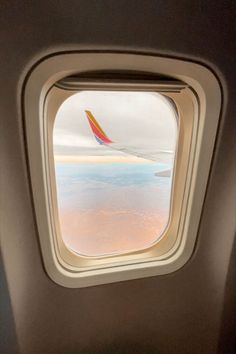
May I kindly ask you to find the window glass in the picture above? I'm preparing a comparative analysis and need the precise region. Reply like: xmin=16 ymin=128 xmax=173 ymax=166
xmin=53 ymin=91 xmax=177 ymax=256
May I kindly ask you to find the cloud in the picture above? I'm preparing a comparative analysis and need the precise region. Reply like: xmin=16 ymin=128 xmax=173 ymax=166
xmin=53 ymin=131 xmax=97 ymax=148
xmin=53 ymin=91 xmax=177 ymax=156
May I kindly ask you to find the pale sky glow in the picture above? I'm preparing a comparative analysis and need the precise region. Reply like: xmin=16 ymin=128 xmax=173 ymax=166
xmin=53 ymin=91 xmax=177 ymax=157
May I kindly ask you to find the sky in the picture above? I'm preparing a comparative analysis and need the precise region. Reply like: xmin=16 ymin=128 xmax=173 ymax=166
xmin=53 ymin=91 xmax=177 ymax=157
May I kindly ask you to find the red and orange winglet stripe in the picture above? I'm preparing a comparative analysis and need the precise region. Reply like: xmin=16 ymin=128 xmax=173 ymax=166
xmin=85 ymin=110 xmax=113 ymax=144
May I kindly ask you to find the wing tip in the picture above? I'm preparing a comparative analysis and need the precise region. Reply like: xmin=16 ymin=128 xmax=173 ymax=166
xmin=84 ymin=110 xmax=113 ymax=144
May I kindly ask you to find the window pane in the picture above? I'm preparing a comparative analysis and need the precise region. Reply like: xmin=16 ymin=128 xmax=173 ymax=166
xmin=53 ymin=91 xmax=177 ymax=256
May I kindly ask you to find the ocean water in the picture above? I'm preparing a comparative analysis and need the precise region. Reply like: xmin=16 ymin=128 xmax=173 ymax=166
xmin=55 ymin=162 xmax=172 ymax=256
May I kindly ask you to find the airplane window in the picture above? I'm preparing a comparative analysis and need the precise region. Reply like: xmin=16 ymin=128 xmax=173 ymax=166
xmin=24 ymin=53 xmax=220 ymax=286
xmin=53 ymin=91 xmax=177 ymax=256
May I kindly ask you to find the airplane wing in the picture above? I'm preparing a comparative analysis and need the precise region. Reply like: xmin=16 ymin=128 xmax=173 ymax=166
xmin=85 ymin=110 xmax=174 ymax=171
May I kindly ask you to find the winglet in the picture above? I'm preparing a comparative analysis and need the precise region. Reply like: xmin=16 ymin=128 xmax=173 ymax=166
xmin=85 ymin=110 xmax=113 ymax=145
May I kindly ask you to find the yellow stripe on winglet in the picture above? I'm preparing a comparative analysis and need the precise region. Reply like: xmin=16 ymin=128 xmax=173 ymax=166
xmin=85 ymin=110 xmax=108 ymax=138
